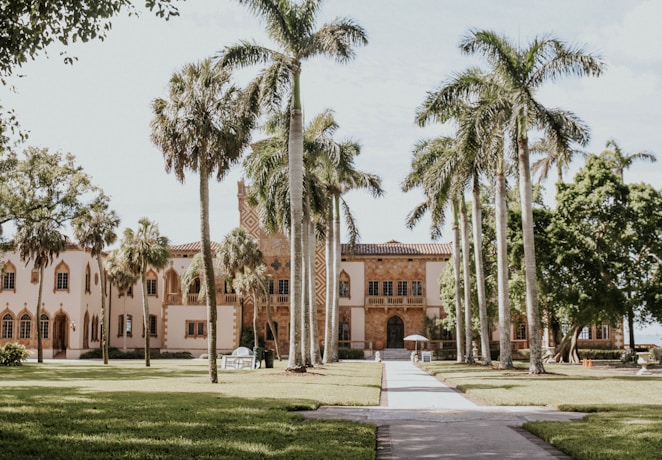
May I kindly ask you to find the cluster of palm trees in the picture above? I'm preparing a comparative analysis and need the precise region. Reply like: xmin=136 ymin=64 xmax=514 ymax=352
xmin=403 ymin=30 xmax=605 ymax=373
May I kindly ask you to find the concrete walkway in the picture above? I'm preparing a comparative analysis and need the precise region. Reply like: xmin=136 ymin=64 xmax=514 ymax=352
xmin=302 ymin=361 xmax=584 ymax=459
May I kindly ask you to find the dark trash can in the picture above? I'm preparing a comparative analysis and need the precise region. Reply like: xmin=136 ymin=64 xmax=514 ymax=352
xmin=264 ymin=349 xmax=274 ymax=368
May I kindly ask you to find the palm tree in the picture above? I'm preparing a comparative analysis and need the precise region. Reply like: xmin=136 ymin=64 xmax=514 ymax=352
xmin=119 ymin=218 xmax=170 ymax=367
xmin=402 ymin=137 xmax=467 ymax=363
xmin=460 ymin=30 xmax=604 ymax=374
xmin=15 ymin=219 xmax=67 ymax=363
xmin=217 ymin=227 xmax=267 ymax=349
xmin=72 ymin=199 xmax=119 ymax=365
xmin=219 ymin=0 xmax=367 ymax=372
xmin=105 ymin=249 xmax=138 ymax=353
xmin=531 ymin=135 xmax=587 ymax=184
xmin=150 ymin=58 xmax=256 ymax=383
xmin=600 ymin=139 xmax=656 ymax=182
xmin=600 ymin=139 xmax=657 ymax=348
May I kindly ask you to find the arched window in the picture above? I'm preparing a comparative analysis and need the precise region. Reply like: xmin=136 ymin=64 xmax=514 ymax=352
xmin=339 ymin=271 xmax=350 ymax=298
xmin=1 ymin=313 xmax=13 ymax=339
xmin=85 ymin=264 xmax=91 ymax=293
xmin=2 ymin=261 xmax=16 ymax=291
xmin=54 ymin=261 xmax=70 ymax=292
xmin=40 ymin=314 xmax=49 ymax=339
xmin=118 ymin=314 xmax=133 ymax=337
xmin=19 ymin=313 xmax=31 ymax=339
xmin=516 ymin=320 xmax=527 ymax=340
xmin=146 ymin=270 xmax=158 ymax=297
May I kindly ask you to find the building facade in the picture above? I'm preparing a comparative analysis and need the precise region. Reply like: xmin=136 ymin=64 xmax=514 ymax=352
xmin=0 ymin=181 xmax=623 ymax=359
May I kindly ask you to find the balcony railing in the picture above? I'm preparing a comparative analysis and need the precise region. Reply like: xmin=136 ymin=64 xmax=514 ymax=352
xmin=270 ymin=294 xmax=289 ymax=305
xmin=165 ymin=291 xmax=239 ymax=305
xmin=365 ymin=295 xmax=425 ymax=306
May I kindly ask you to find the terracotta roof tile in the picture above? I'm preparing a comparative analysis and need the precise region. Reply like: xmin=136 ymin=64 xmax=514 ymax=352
xmin=342 ymin=241 xmax=452 ymax=257
xmin=169 ymin=241 xmax=221 ymax=253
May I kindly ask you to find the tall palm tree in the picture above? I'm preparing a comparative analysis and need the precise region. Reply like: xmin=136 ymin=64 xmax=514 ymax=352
xmin=460 ymin=30 xmax=604 ymax=374
xmin=119 ymin=218 xmax=170 ymax=367
xmin=105 ymin=249 xmax=138 ymax=353
xmin=15 ymin=219 xmax=67 ymax=363
xmin=600 ymin=139 xmax=657 ymax=348
xmin=219 ymin=0 xmax=367 ymax=372
xmin=150 ymin=58 xmax=256 ymax=383
xmin=600 ymin=139 xmax=656 ymax=182
xmin=72 ymin=199 xmax=119 ymax=365
xmin=402 ymin=137 xmax=467 ymax=363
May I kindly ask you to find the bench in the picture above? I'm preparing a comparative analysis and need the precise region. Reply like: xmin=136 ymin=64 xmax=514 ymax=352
xmin=221 ymin=346 xmax=257 ymax=370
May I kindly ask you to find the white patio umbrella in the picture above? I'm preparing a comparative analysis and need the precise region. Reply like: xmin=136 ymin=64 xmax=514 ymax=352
xmin=403 ymin=334 xmax=429 ymax=354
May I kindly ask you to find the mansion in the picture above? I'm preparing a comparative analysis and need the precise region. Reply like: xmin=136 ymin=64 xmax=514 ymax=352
xmin=0 ymin=181 xmax=623 ymax=359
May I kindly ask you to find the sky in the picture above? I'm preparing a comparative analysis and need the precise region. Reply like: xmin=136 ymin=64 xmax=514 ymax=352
xmin=3 ymin=1 xmax=661 ymax=340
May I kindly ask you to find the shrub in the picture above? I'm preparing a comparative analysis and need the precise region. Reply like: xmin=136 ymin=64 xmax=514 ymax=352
xmin=434 ymin=349 xmax=457 ymax=361
xmin=580 ymin=349 xmax=624 ymax=360
xmin=338 ymin=349 xmax=365 ymax=360
xmin=0 ymin=342 xmax=30 ymax=366
xmin=80 ymin=348 xmax=193 ymax=360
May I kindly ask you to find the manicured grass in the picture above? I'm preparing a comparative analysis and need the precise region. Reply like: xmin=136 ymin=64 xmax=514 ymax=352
xmin=0 ymin=360 xmax=381 ymax=459
xmin=421 ymin=361 xmax=662 ymax=460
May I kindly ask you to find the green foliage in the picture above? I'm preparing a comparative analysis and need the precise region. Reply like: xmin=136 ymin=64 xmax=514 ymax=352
xmin=0 ymin=342 xmax=30 ymax=365
xmin=239 ymin=327 xmax=264 ymax=349
xmin=79 ymin=347 xmax=193 ymax=360
xmin=0 ymin=0 xmax=180 ymax=79
xmin=337 ymin=349 xmax=365 ymax=360
xmin=578 ymin=349 xmax=624 ymax=360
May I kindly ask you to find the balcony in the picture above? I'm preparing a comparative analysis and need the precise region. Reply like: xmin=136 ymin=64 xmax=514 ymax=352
xmin=365 ymin=296 xmax=426 ymax=307
xmin=164 ymin=291 xmax=239 ymax=306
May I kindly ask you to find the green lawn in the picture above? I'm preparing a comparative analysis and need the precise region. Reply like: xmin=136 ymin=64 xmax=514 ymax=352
xmin=421 ymin=361 xmax=662 ymax=460
xmin=0 ymin=359 xmax=381 ymax=459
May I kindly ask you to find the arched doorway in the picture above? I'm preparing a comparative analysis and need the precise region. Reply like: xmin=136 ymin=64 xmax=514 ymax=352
xmin=387 ymin=316 xmax=404 ymax=348
xmin=53 ymin=314 xmax=68 ymax=357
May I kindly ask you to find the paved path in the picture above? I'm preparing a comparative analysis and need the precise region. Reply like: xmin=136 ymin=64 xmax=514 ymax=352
xmin=303 ymin=361 xmax=584 ymax=459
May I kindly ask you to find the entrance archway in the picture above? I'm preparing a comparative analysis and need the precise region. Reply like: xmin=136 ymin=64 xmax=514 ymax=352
xmin=53 ymin=314 xmax=68 ymax=357
xmin=387 ymin=316 xmax=404 ymax=348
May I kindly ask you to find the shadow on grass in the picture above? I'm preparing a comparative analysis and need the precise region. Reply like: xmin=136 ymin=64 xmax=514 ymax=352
xmin=2 ymin=363 xmax=206 ymax=381
xmin=0 ymin=387 xmax=375 ymax=460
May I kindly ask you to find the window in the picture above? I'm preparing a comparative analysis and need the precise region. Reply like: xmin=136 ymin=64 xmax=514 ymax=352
xmin=578 ymin=326 xmax=592 ymax=340
xmin=54 ymin=261 xmax=69 ymax=291
xmin=146 ymin=279 xmax=157 ymax=295
xmin=2 ymin=263 xmax=16 ymax=290
xmin=118 ymin=314 xmax=133 ymax=337
xmin=382 ymin=281 xmax=393 ymax=296
xmin=268 ymin=279 xmax=274 ymax=295
xmin=368 ymin=281 xmax=379 ymax=296
xmin=397 ymin=281 xmax=408 ymax=296
xmin=85 ymin=265 xmax=91 ymax=293
xmin=143 ymin=315 xmax=157 ymax=337
xmin=596 ymin=324 xmax=610 ymax=340
xmin=2 ymin=313 xmax=13 ymax=339
xmin=56 ymin=272 xmax=69 ymax=291
xmin=19 ymin=314 xmax=31 ymax=339
xmin=91 ymin=315 xmax=99 ymax=342
xmin=31 ymin=269 xmax=39 ymax=284
xmin=278 ymin=279 xmax=289 ymax=295
xmin=40 ymin=314 xmax=49 ymax=339
xmin=339 ymin=280 xmax=350 ymax=298
xmin=127 ymin=285 xmax=133 ymax=297
xmin=186 ymin=320 xmax=206 ymax=338
xmin=146 ymin=270 xmax=158 ymax=296
xmin=266 ymin=321 xmax=278 ymax=341
xmin=516 ymin=321 xmax=527 ymax=340
xmin=338 ymin=320 xmax=350 ymax=343
xmin=411 ymin=280 xmax=422 ymax=296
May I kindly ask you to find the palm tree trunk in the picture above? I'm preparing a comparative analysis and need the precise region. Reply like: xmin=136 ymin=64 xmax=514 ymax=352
xmin=199 ymin=165 xmax=218 ymax=383
xmin=301 ymin=212 xmax=311 ymax=367
xmin=122 ymin=295 xmax=127 ymax=353
xmin=517 ymin=136 xmax=545 ymax=374
xmin=495 ymin=168 xmax=513 ymax=369
xmin=36 ymin=264 xmax=44 ymax=363
xmin=471 ymin=176 xmax=491 ymax=365
xmin=287 ymin=70 xmax=305 ymax=372
xmin=96 ymin=255 xmax=109 ymax=365
xmin=460 ymin=198 xmax=473 ymax=363
xmin=451 ymin=199 xmax=464 ymax=363
xmin=331 ymin=194 xmax=341 ymax=362
xmin=323 ymin=201 xmax=333 ymax=364
xmin=308 ymin=219 xmax=322 ymax=365
xmin=141 ymin=266 xmax=150 ymax=367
